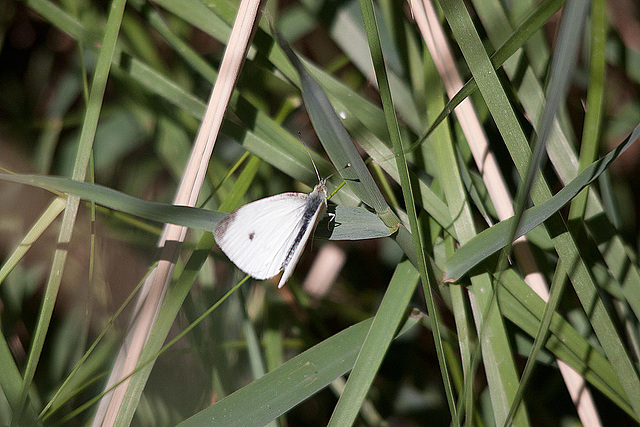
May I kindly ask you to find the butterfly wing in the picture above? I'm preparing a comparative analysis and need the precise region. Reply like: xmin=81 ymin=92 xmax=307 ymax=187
xmin=214 ymin=193 xmax=310 ymax=280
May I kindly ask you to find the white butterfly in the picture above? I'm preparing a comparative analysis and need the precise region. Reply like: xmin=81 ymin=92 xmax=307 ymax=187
xmin=214 ymin=174 xmax=329 ymax=289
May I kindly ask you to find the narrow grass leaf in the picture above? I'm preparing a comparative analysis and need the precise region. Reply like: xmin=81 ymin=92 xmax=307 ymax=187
xmin=0 ymin=334 xmax=39 ymax=424
xmin=568 ymin=0 xmax=606 ymax=221
xmin=327 ymin=1 xmax=454 ymax=425
xmin=472 ymin=0 xmax=640 ymax=335
xmin=496 ymin=269 xmax=635 ymax=418
xmin=442 ymin=0 xmax=640 ymax=416
xmin=505 ymin=260 xmax=569 ymax=425
xmin=302 ymin=0 xmax=423 ymax=131
xmin=275 ymin=31 xmax=390 ymax=215
xmin=416 ymin=0 xmax=563 ymax=147
xmin=0 ymin=174 xmax=391 ymax=241
xmin=444 ymin=123 xmax=640 ymax=281
xmin=14 ymin=0 xmax=127 ymax=421
xmin=329 ymin=260 xmax=421 ymax=425
xmin=499 ymin=0 xmax=588 ymax=283
xmin=0 ymin=198 xmax=66 ymax=285
xmin=178 ymin=315 xmax=420 ymax=427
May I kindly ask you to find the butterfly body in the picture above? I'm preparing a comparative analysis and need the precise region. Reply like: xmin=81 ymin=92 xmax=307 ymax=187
xmin=214 ymin=179 xmax=327 ymax=288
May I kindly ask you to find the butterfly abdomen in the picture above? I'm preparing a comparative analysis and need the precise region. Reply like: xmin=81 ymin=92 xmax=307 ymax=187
xmin=282 ymin=186 xmax=327 ymax=269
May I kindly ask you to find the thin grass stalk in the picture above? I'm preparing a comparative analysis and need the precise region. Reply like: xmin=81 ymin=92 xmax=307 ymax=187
xmin=568 ymin=0 xmax=605 ymax=227
xmin=420 ymin=17 xmax=530 ymax=427
xmin=0 ymin=198 xmax=66 ymax=285
xmin=91 ymin=0 xmax=266 ymax=424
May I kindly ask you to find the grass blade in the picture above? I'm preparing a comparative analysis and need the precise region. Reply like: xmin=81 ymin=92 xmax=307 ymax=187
xmin=0 ymin=174 xmax=390 ymax=241
xmin=444 ymin=122 xmax=640 ymax=281
xmin=13 ymin=0 xmax=127 ymax=422
xmin=328 ymin=1 xmax=455 ymax=424
xmin=441 ymin=0 xmax=640 ymax=417
xmin=178 ymin=314 xmax=420 ymax=426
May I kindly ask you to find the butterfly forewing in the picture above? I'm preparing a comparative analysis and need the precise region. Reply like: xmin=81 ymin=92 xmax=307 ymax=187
xmin=214 ymin=193 xmax=311 ymax=279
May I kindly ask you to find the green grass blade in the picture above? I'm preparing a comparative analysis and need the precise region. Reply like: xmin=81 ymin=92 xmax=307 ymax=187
xmin=13 ymin=0 xmax=127 ymax=422
xmin=0 ymin=198 xmax=66 ymax=285
xmin=0 ymin=174 xmax=224 ymax=231
xmin=444 ymin=122 xmax=640 ymax=281
xmin=472 ymin=0 xmax=640 ymax=326
xmin=415 ymin=0 xmax=563 ymax=147
xmin=495 ymin=269 xmax=635 ymax=417
xmin=505 ymin=260 xmax=569 ymax=425
xmin=0 ymin=333 xmax=40 ymax=425
xmin=502 ymin=0 xmax=587 ymax=262
xmin=177 ymin=315 xmax=419 ymax=426
xmin=329 ymin=259 xmax=421 ymax=425
xmin=428 ymin=59 xmax=530 ymax=424
xmin=301 ymin=0 xmax=423 ymax=132
xmin=441 ymin=0 xmax=640 ymax=417
xmin=0 ymin=174 xmax=391 ymax=241
xmin=327 ymin=1 xmax=455 ymax=425
xmin=568 ymin=0 xmax=606 ymax=220
xmin=275 ymin=31 xmax=390 ymax=216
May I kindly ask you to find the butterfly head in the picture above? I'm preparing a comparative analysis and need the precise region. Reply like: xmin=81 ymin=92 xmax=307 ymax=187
xmin=314 ymin=178 xmax=328 ymax=198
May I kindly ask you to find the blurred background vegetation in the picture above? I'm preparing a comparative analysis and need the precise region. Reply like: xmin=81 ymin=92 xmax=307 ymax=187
xmin=1 ymin=0 xmax=640 ymax=425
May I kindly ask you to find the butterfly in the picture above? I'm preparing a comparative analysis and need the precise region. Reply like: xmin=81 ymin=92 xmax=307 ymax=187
xmin=213 ymin=177 xmax=328 ymax=288
xmin=213 ymin=144 xmax=346 ymax=288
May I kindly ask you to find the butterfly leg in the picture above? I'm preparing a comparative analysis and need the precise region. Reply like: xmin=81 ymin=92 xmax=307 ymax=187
xmin=327 ymin=212 xmax=336 ymax=229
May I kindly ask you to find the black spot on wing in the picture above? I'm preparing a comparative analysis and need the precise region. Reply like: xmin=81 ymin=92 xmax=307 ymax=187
xmin=249 ymin=231 xmax=255 ymax=240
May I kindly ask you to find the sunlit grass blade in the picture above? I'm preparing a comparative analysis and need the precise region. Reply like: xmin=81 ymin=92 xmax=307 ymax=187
xmin=413 ymin=0 xmax=563 ymax=148
xmin=275 ymin=31 xmax=390 ymax=216
xmin=495 ymin=269 xmax=635 ymax=418
xmin=497 ymin=0 xmax=587 ymax=282
xmin=567 ymin=0 xmax=606 ymax=223
xmin=492 ymin=4 xmax=591 ymax=421
xmin=505 ymin=259 xmax=569 ymax=425
xmin=423 ymin=22 xmax=529 ymax=423
xmin=0 ymin=174 xmax=224 ymax=230
xmin=472 ymin=0 xmax=640 ymax=342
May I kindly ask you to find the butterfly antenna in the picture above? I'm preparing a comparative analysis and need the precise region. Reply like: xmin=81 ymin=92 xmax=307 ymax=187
xmin=325 ymin=162 xmax=350 ymax=181
xmin=298 ymin=131 xmax=322 ymax=182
